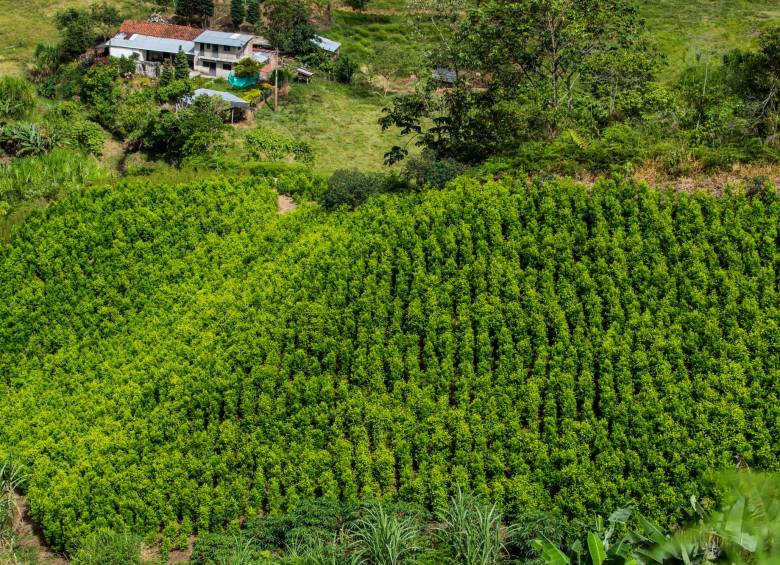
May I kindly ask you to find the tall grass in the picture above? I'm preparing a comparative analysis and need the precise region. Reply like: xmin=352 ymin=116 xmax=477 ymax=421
xmin=0 ymin=77 xmax=35 ymax=121
xmin=0 ymin=460 xmax=25 ymax=553
xmin=0 ymin=149 xmax=105 ymax=204
xmin=350 ymin=505 xmax=422 ymax=565
xmin=436 ymin=489 xmax=511 ymax=565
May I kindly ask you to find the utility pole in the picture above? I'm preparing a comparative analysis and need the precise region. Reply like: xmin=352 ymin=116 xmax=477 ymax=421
xmin=274 ymin=48 xmax=279 ymax=112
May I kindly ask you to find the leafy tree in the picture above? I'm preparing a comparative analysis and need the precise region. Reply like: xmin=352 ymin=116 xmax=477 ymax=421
xmin=157 ymin=79 xmax=193 ymax=103
xmin=333 ymin=54 xmax=357 ymax=84
xmin=175 ymin=0 xmax=214 ymax=24
xmin=380 ymin=0 xmax=653 ymax=163
xmin=234 ymin=57 xmax=261 ymax=78
xmin=344 ymin=0 xmax=369 ymax=10
xmin=231 ymin=0 xmax=246 ymax=27
xmin=89 ymin=2 xmax=123 ymax=41
xmin=55 ymin=8 xmax=97 ymax=61
xmin=140 ymin=94 xmax=228 ymax=162
xmin=79 ymin=62 xmax=120 ymax=126
xmin=263 ymin=0 xmax=315 ymax=53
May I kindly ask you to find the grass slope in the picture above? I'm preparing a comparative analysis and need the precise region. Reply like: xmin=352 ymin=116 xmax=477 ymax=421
xmin=0 ymin=0 xmax=153 ymax=76
xmin=255 ymin=79 xmax=410 ymax=172
xmin=639 ymin=0 xmax=780 ymax=74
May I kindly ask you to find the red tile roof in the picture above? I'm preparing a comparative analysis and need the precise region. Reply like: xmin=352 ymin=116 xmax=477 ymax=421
xmin=119 ymin=20 xmax=202 ymax=41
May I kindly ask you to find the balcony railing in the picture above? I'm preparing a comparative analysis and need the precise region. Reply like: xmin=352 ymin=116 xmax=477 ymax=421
xmin=196 ymin=50 xmax=242 ymax=63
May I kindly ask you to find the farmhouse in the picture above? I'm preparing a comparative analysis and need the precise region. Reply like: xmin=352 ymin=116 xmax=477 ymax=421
xmin=193 ymin=30 xmax=254 ymax=78
xmin=107 ymin=21 xmax=201 ymax=76
xmin=107 ymin=21 xmax=276 ymax=79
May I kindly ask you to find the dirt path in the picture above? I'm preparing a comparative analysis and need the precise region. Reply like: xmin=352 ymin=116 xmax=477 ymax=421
xmin=12 ymin=495 xmax=67 ymax=564
xmin=278 ymin=194 xmax=298 ymax=214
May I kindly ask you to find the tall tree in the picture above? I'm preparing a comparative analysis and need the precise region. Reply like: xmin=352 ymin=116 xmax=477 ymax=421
xmin=55 ymin=8 xmax=97 ymax=61
xmin=231 ymin=0 xmax=246 ymax=27
xmin=263 ymin=0 xmax=315 ymax=53
xmin=174 ymin=47 xmax=190 ymax=80
xmin=176 ymin=0 xmax=214 ymax=25
xmin=246 ymin=0 xmax=261 ymax=26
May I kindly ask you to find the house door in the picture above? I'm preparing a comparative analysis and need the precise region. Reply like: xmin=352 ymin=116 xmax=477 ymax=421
xmin=212 ymin=44 xmax=218 ymax=57
xmin=208 ymin=62 xmax=216 ymax=77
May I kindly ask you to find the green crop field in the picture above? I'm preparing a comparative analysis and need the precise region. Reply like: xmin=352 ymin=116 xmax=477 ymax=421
xmin=1 ymin=172 xmax=778 ymax=553
xmin=2 ymin=0 xmax=780 ymax=562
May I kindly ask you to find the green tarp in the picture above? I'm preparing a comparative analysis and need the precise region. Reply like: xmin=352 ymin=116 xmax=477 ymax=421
xmin=228 ymin=72 xmax=258 ymax=88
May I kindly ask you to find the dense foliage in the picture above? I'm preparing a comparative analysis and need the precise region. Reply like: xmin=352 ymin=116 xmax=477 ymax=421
xmin=380 ymin=1 xmax=780 ymax=175
xmin=0 ymin=174 xmax=778 ymax=555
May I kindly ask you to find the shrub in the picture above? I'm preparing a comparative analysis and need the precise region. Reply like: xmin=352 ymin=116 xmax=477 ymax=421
xmin=0 ymin=123 xmax=52 ymax=158
xmin=245 ymin=127 xmax=314 ymax=164
xmin=403 ymin=152 xmax=468 ymax=189
xmin=323 ymin=168 xmax=384 ymax=210
xmin=333 ymin=55 xmax=358 ymax=84
xmin=585 ymin=123 xmax=643 ymax=170
xmin=234 ymin=57 xmax=261 ymax=79
xmin=0 ymin=77 xmax=35 ymax=121
xmin=70 ymin=529 xmax=141 ymax=565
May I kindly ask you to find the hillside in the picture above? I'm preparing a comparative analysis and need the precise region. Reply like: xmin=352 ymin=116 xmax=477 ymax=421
xmin=0 ymin=173 xmax=778 ymax=553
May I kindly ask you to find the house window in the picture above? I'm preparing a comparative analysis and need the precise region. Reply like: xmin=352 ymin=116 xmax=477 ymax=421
xmin=225 ymin=46 xmax=231 ymax=52
xmin=223 ymin=63 xmax=232 ymax=70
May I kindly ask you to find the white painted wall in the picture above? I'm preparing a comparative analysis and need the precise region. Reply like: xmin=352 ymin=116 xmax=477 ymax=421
xmin=109 ymin=46 xmax=145 ymax=61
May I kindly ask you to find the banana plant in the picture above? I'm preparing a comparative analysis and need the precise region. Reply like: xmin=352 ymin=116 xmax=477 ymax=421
xmin=533 ymin=507 xmax=666 ymax=565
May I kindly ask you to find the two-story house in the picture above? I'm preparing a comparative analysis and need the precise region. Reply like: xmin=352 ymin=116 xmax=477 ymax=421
xmin=193 ymin=31 xmax=255 ymax=78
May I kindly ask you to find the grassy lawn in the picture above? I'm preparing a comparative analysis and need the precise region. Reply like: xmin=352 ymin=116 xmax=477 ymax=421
xmin=639 ymin=0 xmax=780 ymax=74
xmin=0 ymin=0 xmax=86 ymax=75
xmin=0 ymin=0 xmax=157 ymax=75
xmin=251 ymin=78 xmax=410 ymax=173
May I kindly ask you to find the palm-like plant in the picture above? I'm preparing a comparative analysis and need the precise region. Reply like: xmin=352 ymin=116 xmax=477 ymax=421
xmin=350 ymin=505 xmax=422 ymax=565
xmin=0 ymin=123 xmax=52 ymax=157
xmin=436 ymin=489 xmax=511 ymax=564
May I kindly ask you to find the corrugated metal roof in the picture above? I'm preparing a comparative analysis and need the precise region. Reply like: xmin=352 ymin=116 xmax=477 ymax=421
xmin=310 ymin=35 xmax=341 ymax=53
xmin=193 ymin=88 xmax=249 ymax=108
xmin=108 ymin=33 xmax=195 ymax=55
xmin=195 ymin=30 xmax=254 ymax=48
xmin=432 ymin=67 xmax=457 ymax=83
xmin=252 ymin=52 xmax=270 ymax=64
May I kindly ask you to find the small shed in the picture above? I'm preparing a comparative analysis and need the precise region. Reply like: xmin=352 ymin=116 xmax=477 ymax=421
xmin=192 ymin=88 xmax=250 ymax=122
xmin=310 ymin=35 xmax=341 ymax=55
xmin=296 ymin=67 xmax=314 ymax=83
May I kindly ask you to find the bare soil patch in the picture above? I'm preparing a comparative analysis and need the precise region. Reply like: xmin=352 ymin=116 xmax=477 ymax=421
xmin=278 ymin=194 xmax=298 ymax=214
